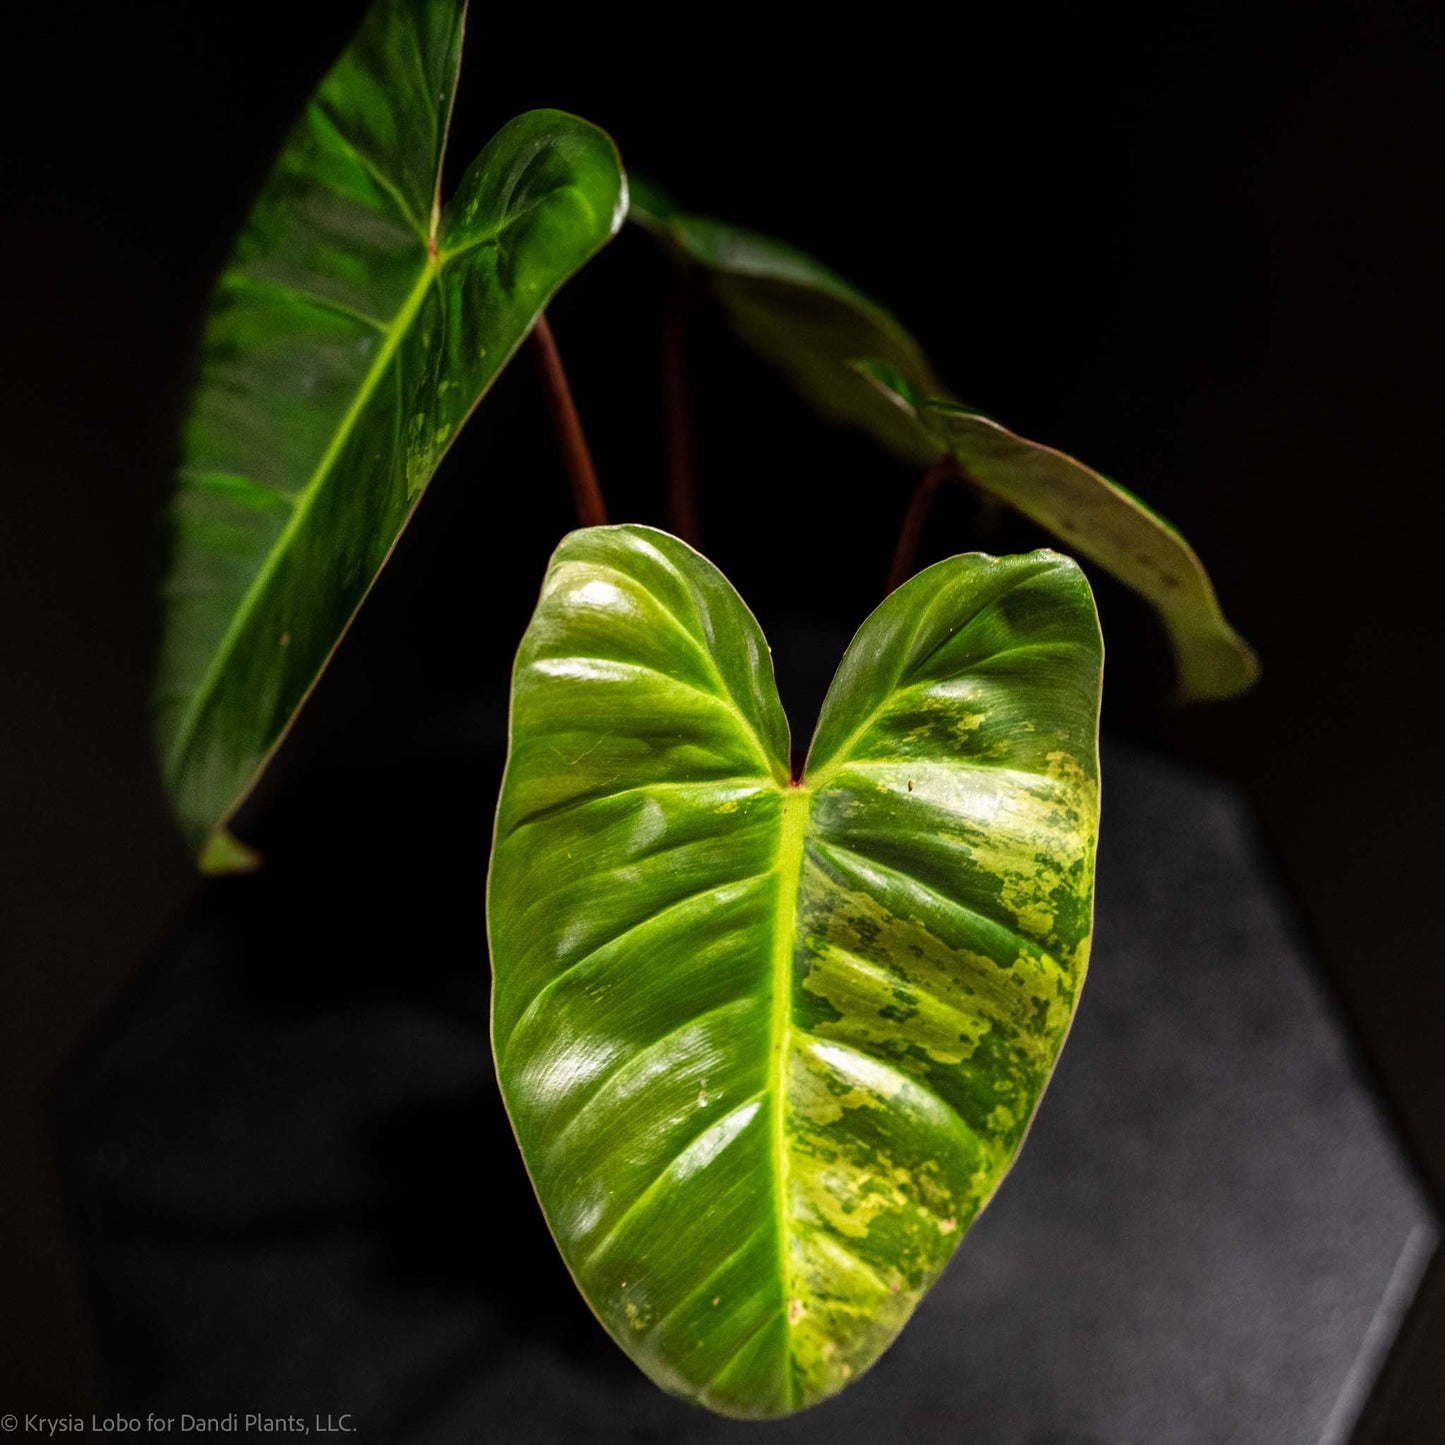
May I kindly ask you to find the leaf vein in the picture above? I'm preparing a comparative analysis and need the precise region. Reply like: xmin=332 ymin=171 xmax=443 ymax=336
xmin=698 ymin=1307 xmax=783 ymax=1405
xmin=533 ymin=655 xmax=777 ymax=772
xmin=645 ymin=1223 xmax=771 ymax=1340
xmin=220 ymin=270 xmax=390 ymax=333
xmin=550 ymin=997 xmax=758 ymax=1153
xmin=580 ymin=1090 xmax=767 ymax=1273
xmin=500 ymin=869 xmax=776 ymax=1059
xmin=809 ymin=940 xmax=981 ymax=1041
xmin=793 ymin=1029 xmax=979 ymax=1148
xmin=505 ymin=776 xmax=767 ymax=833
xmin=311 ymin=99 xmax=428 ymax=240
xmin=810 ymin=838 xmax=1065 ymax=978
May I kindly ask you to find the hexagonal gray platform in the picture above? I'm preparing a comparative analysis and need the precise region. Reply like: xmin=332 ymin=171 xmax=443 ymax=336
xmin=58 ymin=741 xmax=1437 ymax=1444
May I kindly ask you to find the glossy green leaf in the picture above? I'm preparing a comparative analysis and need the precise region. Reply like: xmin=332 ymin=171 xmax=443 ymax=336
xmin=629 ymin=181 xmax=1255 ymax=701
xmin=154 ymin=0 xmax=625 ymax=867
xmin=489 ymin=525 xmax=1102 ymax=1417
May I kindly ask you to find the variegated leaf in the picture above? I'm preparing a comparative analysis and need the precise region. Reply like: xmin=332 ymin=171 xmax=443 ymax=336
xmin=489 ymin=525 xmax=1103 ymax=1416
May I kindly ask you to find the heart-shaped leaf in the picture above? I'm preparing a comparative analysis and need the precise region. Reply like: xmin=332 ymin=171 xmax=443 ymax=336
xmin=154 ymin=0 xmax=625 ymax=869
xmin=489 ymin=525 xmax=1102 ymax=1417
xmin=629 ymin=181 xmax=1255 ymax=702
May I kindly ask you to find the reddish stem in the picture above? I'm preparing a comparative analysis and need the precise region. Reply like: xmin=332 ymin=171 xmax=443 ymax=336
xmin=530 ymin=312 xmax=607 ymax=528
xmin=885 ymin=455 xmax=960 ymax=594
xmin=662 ymin=286 xmax=701 ymax=545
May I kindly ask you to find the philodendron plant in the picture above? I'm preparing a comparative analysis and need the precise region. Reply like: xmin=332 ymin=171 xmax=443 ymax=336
xmin=154 ymin=0 xmax=1255 ymax=1421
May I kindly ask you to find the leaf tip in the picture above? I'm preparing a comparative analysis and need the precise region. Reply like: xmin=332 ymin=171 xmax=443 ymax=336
xmin=199 ymin=827 xmax=263 ymax=877
xmin=1171 ymin=630 xmax=1261 ymax=704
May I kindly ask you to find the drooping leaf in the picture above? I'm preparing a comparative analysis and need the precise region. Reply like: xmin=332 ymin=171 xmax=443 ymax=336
xmin=154 ymin=0 xmax=626 ymax=868
xmin=629 ymin=181 xmax=1255 ymax=701
xmin=489 ymin=525 xmax=1102 ymax=1418
xmin=860 ymin=361 xmax=1259 ymax=701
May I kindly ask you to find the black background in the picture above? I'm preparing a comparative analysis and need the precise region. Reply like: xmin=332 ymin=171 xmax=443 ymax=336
xmin=3 ymin=1 xmax=1443 ymax=1436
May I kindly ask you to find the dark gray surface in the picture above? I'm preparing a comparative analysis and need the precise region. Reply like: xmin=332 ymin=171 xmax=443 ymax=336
xmin=57 ymin=740 xmax=1436 ymax=1443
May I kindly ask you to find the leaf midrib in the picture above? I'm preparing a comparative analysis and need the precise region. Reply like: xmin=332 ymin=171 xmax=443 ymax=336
xmin=768 ymin=781 xmax=812 ymax=1410
xmin=163 ymin=254 xmax=440 ymax=785
xmin=168 ymin=158 xmax=619 ymax=798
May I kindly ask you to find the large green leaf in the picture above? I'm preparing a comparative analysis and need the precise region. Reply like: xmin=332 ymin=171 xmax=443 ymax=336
xmin=629 ymin=181 xmax=1255 ymax=702
xmin=489 ymin=525 xmax=1102 ymax=1417
xmin=154 ymin=0 xmax=625 ymax=869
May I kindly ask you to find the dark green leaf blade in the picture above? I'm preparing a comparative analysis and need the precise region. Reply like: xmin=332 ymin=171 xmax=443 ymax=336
xmin=628 ymin=179 xmax=944 ymax=466
xmin=490 ymin=525 xmax=1102 ymax=1417
xmin=630 ymin=182 xmax=1254 ymax=701
xmin=154 ymin=0 xmax=625 ymax=866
